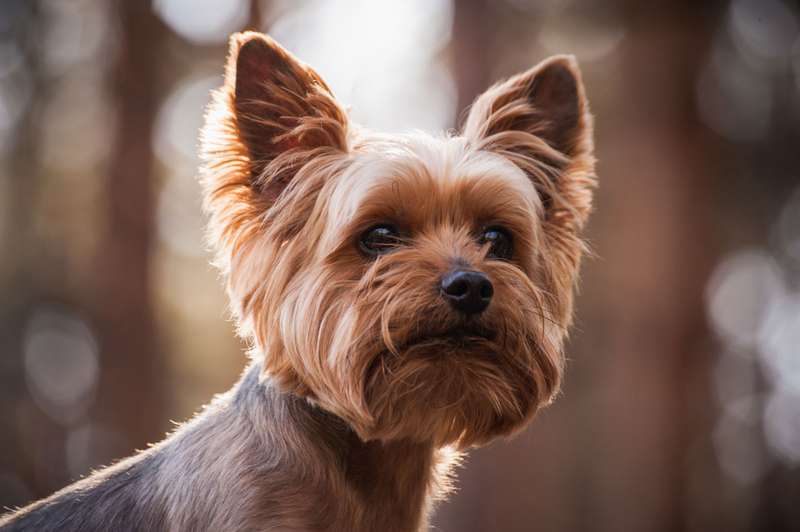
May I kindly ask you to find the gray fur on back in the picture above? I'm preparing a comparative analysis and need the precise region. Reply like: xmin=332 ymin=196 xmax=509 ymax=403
xmin=0 ymin=364 xmax=446 ymax=532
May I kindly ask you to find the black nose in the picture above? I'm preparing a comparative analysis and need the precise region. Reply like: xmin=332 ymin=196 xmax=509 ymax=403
xmin=440 ymin=270 xmax=493 ymax=315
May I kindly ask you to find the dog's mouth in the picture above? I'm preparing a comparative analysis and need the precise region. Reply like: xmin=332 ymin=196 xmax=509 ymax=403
xmin=403 ymin=323 xmax=497 ymax=349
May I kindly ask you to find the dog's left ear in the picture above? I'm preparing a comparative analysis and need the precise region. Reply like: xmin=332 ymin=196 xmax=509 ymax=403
xmin=229 ymin=33 xmax=349 ymax=193
xmin=463 ymin=55 xmax=595 ymax=230
xmin=202 ymin=32 xmax=349 ymax=208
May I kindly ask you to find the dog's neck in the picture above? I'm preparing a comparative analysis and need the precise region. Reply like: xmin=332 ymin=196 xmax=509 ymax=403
xmin=163 ymin=362 xmax=450 ymax=531
xmin=0 ymin=362 xmax=452 ymax=532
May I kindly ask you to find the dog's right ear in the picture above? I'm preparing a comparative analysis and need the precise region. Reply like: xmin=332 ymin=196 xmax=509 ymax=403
xmin=202 ymin=32 xmax=349 ymax=205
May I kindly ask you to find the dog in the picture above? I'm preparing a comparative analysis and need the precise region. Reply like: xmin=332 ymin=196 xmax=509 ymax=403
xmin=0 ymin=31 xmax=595 ymax=531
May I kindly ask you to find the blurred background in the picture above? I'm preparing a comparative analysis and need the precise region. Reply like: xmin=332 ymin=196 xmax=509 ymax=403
xmin=1 ymin=0 xmax=799 ymax=530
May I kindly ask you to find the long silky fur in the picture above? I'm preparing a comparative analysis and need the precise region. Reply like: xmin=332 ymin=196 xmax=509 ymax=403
xmin=1 ymin=32 xmax=595 ymax=532
xmin=197 ymin=32 xmax=595 ymax=528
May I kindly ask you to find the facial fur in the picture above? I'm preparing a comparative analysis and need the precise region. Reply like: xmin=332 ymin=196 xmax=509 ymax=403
xmin=200 ymin=32 xmax=595 ymax=449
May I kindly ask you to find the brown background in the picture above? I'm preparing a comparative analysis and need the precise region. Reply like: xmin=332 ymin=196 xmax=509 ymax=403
xmin=1 ymin=1 xmax=799 ymax=530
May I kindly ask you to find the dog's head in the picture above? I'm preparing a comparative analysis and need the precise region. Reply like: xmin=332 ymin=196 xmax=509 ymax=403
xmin=201 ymin=32 xmax=595 ymax=448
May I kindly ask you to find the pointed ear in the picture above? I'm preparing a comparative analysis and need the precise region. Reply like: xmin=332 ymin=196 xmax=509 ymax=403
xmin=464 ymin=55 xmax=592 ymax=159
xmin=211 ymin=32 xmax=349 ymax=203
xmin=199 ymin=32 xmax=350 ymax=290
xmin=462 ymin=55 xmax=595 ymax=230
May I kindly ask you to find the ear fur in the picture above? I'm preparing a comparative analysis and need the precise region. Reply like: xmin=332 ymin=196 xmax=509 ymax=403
xmin=464 ymin=55 xmax=592 ymax=159
xmin=202 ymin=31 xmax=348 ymax=209
xmin=463 ymin=55 xmax=595 ymax=230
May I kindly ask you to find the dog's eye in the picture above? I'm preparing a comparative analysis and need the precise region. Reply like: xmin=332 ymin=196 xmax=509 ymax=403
xmin=480 ymin=226 xmax=513 ymax=260
xmin=359 ymin=225 xmax=400 ymax=256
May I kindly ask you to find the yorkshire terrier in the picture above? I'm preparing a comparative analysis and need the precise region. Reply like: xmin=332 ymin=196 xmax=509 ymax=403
xmin=0 ymin=32 xmax=595 ymax=531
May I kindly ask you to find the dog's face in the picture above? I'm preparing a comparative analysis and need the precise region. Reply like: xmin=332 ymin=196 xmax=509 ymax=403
xmin=201 ymin=33 xmax=595 ymax=448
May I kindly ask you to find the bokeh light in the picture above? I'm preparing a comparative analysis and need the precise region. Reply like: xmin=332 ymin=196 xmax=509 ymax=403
xmin=39 ymin=0 xmax=116 ymax=75
xmin=759 ymin=292 xmax=800 ymax=393
xmin=154 ymin=74 xmax=220 ymax=169
xmin=0 ymin=54 xmax=31 ymax=154
xmin=537 ymin=3 xmax=625 ymax=62
xmin=153 ymin=74 xmax=218 ymax=258
xmin=728 ymin=0 xmax=798 ymax=67
xmin=154 ymin=0 xmax=249 ymax=45
xmin=764 ymin=390 xmax=800 ymax=464
xmin=23 ymin=306 xmax=99 ymax=426
xmin=270 ymin=0 xmax=456 ymax=132
xmin=773 ymin=185 xmax=800 ymax=265
xmin=705 ymin=249 xmax=783 ymax=350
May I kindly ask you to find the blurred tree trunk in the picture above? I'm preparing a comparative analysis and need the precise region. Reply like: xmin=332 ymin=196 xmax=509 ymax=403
xmin=90 ymin=0 xmax=168 ymax=459
xmin=452 ymin=0 xmax=493 ymax=126
xmin=247 ymin=0 xmax=263 ymax=29
xmin=580 ymin=4 xmax=718 ymax=530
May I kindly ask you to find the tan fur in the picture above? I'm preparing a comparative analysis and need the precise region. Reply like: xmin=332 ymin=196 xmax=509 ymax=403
xmin=202 ymin=31 xmax=594 ymax=442
xmin=0 ymin=32 xmax=595 ymax=532
xmin=199 ymin=31 xmax=595 ymax=529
